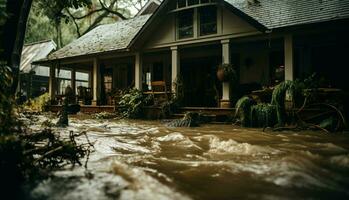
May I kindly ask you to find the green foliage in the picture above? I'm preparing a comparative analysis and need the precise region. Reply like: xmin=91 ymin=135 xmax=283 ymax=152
xmin=118 ymin=89 xmax=153 ymax=119
xmin=235 ymin=96 xmax=255 ymax=127
xmin=22 ymin=93 xmax=50 ymax=112
xmin=160 ymin=76 xmax=185 ymax=118
xmin=0 ymin=62 xmax=16 ymax=133
xmin=250 ymin=104 xmax=277 ymax=127
xmin=236 ymin=79 xmax=306 ymax=128
xmin=37 ymin=0 xmax=92 ymax=22
xmin=271 ymin=80 xmax=304 ymax=125
xmin=0 ymin=0 xmax=7 ymax=25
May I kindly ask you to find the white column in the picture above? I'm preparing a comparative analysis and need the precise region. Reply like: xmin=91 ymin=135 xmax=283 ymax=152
xmin=135 ymin=52 xmax=143 ymax=90
xmin=171 ymin=46 xmax=180 ymax=92
xmin=92 ymin=58 xmax=100 ymax=105
xmin=221 ymin=39 xmax=231 ymax=107
xmin=284 ymin=34 xmax=294 ymax=81
xmin=49 ymin=64 xmax=56 ymax=101
xmin=71 ymin=68 xmax=76 ymax=96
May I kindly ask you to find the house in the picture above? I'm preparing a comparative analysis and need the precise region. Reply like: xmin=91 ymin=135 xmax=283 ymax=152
xmin=19 ymin=40 xmax=56 ymax=99
xmin=35 ymin=0 xmax=349 ymax=110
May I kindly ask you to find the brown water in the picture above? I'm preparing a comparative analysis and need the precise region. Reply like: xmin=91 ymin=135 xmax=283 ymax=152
xmin=28 ymin=115 xmax=349 ymax=200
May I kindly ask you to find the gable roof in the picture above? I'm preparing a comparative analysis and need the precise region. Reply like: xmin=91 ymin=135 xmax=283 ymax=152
xmin=20 ymin=40 xmax=56 ymax=73
xmin=225 ymin=0 xmax=349 ymax=29
xmin=44 ymin=14 xmax=151 ymax=61
xmin=40 ymin=0 xmax=349 ymax=62
xmin=136 ymin=0 xmax=161 ymax=16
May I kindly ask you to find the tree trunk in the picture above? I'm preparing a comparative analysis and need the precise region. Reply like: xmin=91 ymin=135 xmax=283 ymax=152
xmin=1 ymin=0 xmax=33 ymax=94
xmin=55 ymin=21 xmax=63 ymax=49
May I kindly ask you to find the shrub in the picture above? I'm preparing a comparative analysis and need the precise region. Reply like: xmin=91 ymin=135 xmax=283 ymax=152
xmin=118 ymin=89 xmax=153 ymax=119
xmin=23 ymin=93 xmax=50 ymax=112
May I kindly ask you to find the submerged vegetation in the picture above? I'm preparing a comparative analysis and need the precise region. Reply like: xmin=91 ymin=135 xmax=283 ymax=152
xmin=0 ymin=64 xmax=92 ymax=198
xmin=22 ymin=93 xmax=51 ymax=112
xmin=235 ymin=76 xmax=347 ymax=132
xmin=118 ymin=88 xmax=153 ymax=119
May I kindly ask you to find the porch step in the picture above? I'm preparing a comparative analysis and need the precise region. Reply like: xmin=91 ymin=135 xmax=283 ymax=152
xmin=177 ymin=107 xmax=235 ymax=116
xmin=172 ymin=107 xmax=235 ymax=123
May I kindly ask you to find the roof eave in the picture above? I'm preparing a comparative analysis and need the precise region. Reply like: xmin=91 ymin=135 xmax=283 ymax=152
xmin=32 ymin=48 xmax=131 ymax=66
xmin=223 ymin=1 xmax=269 ymax=32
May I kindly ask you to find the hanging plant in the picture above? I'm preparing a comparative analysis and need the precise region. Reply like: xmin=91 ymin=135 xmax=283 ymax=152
xmin=216 ymin=63 xmax=237 ymax=82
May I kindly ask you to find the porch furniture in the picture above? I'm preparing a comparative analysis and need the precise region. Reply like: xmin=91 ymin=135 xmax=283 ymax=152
xmin=77 ymin=86 xmax=93 ymax=105
xmin=144 ymin=81 xmax=171 ymax=105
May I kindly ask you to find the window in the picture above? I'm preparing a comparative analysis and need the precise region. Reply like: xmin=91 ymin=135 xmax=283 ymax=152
xmin=178 ymin=0 xmax=186 ymax=8
xmin=178 ymin=9 xmax=194 ymax=39
xmin=199 ymin=6 xmax=217 ymax=36
xmin=103 ymin=69 xmax=113 ymax=93
xmin=188 ymin=0 xmax=199 ymax=6
xmin=56 ymin=69 xmax=71 ymax=95
xmin=75 ymin=71 xmax=89 ymax=93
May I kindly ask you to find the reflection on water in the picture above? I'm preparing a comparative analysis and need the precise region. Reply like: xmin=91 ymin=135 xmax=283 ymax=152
xmin=29 ymin=116 xmax=349 ymax=200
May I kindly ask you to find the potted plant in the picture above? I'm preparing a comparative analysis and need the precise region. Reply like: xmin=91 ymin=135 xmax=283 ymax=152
xmin=216 ymin=63 xmax=237 ymax=82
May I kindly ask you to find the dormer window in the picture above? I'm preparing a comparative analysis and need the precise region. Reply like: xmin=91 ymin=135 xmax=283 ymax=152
xmin=176 ymin=0 xmax=215 ymax=9
xmin=178 ymin=0 xmax=186 ymax=8
xmin=188 ymin=0 xmax=200 ymax=6
xmin=177 ymin=10 xmax=194 ymax=39
xmin=199 ymin=6 xmax=217 ymax=36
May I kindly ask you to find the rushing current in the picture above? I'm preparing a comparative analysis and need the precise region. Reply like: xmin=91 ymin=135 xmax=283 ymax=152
xmin=26 ymin=115 xmax=349 ymax=200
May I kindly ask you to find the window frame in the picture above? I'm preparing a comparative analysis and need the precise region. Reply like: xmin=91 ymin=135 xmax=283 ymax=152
xmin=198 ymin=5 xmax=218 ymax=36
xmin=177 ymin=9 xmax=195 ymax=39
xmin=75 ymin=70 xmax=90 ymax=94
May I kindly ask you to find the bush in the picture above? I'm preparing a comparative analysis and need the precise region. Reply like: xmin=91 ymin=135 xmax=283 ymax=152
xmin=118 ymin=89 xmax=153 ymax=119
xmin=23 ymin=93 xmax=50 ymax=112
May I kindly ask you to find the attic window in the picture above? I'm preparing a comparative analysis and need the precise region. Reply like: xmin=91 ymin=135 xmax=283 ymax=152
xmin=177 ymin=9 xmax=194 ymax=39
xmin=188 ymin=0 xmax=199 ymax=6
xmin=199 ymin=6 xmax=217 ymax=36
xmin=178 ymin=0 xmax=186 ymax=8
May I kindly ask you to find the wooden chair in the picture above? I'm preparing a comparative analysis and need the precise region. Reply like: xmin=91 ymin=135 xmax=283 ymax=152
xmin=144 ymin=81 xmax=171 ymax=105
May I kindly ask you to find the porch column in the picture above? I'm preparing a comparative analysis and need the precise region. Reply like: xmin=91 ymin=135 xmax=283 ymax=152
xmin=221 ymin=39 xmax=231 ymax=108
xmin=49 ymin=64 xmax=56 ymax=101
xmin=171 ymin=46 xmax=180 ymax=93
xmin=92 ymin=58 xmax=100 ymax=105
xmin=71 ymin=68 xmax=76 ymax=96
xmin=135 ymin=52 xmax=143 ymax=90
xmin=284 ymin=34 xmax=294 ymax=81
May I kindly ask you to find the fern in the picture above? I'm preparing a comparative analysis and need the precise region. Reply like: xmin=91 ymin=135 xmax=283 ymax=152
xmin=235 ymin=96 xmax=255 ymax=127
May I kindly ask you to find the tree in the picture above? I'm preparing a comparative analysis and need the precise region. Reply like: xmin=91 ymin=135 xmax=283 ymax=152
xmin=0 ymin=0 xmax=92 ymax=95
xmin=0 ymin=1 xmax=93 ymax=198
xmin=25 ymin=0 xmax=147 ymax=47
xmin=36 ymin=0 xmax=92 ymax=48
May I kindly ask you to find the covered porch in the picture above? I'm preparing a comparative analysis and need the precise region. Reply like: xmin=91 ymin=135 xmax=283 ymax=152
xmin=48 ymin=29 xmax=349 ymax=114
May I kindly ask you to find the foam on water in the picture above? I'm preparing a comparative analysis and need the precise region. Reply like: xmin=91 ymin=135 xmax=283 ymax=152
xmin=207 ymin=136 xmax=279 ymax=156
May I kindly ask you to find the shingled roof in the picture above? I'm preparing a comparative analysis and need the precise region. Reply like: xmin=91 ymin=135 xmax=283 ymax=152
xmin=225 ymin=0 xmax=349 ymax=29
xmin=45 ymin=14 xmax=151 ymax=61
xmin=20 ymin=40 xmax=56 ymax=73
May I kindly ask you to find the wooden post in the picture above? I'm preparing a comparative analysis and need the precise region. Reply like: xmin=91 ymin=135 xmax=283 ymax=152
xmin=221 ymin=39 xmax=231 ymax=108
xmin=284 ymin=34 xmax=294 ymax=81
xmin=71 ymin=67 xmax=76 ymax=95
xmin=135 ymin=52 xmax=143 ymax=90
xmin=92 ymin=58 xmax=100 ymax=106
xmin=171 ymin=46 xmax=180 ymax=93
xmin=49 ymin=64 xmax=56 ymax=102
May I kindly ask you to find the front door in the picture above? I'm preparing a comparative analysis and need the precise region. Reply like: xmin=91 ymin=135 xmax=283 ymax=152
xmin=182 ymin=57 xmax=220 ymax=107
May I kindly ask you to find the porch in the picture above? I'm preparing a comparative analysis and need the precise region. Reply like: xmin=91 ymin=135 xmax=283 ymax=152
xmin=48 ymin=29 xmax=349 ymax=113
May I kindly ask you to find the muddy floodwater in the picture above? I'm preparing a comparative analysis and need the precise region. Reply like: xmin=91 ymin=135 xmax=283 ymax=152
xmin=27 ymin=115 xmax=349 ymax=200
